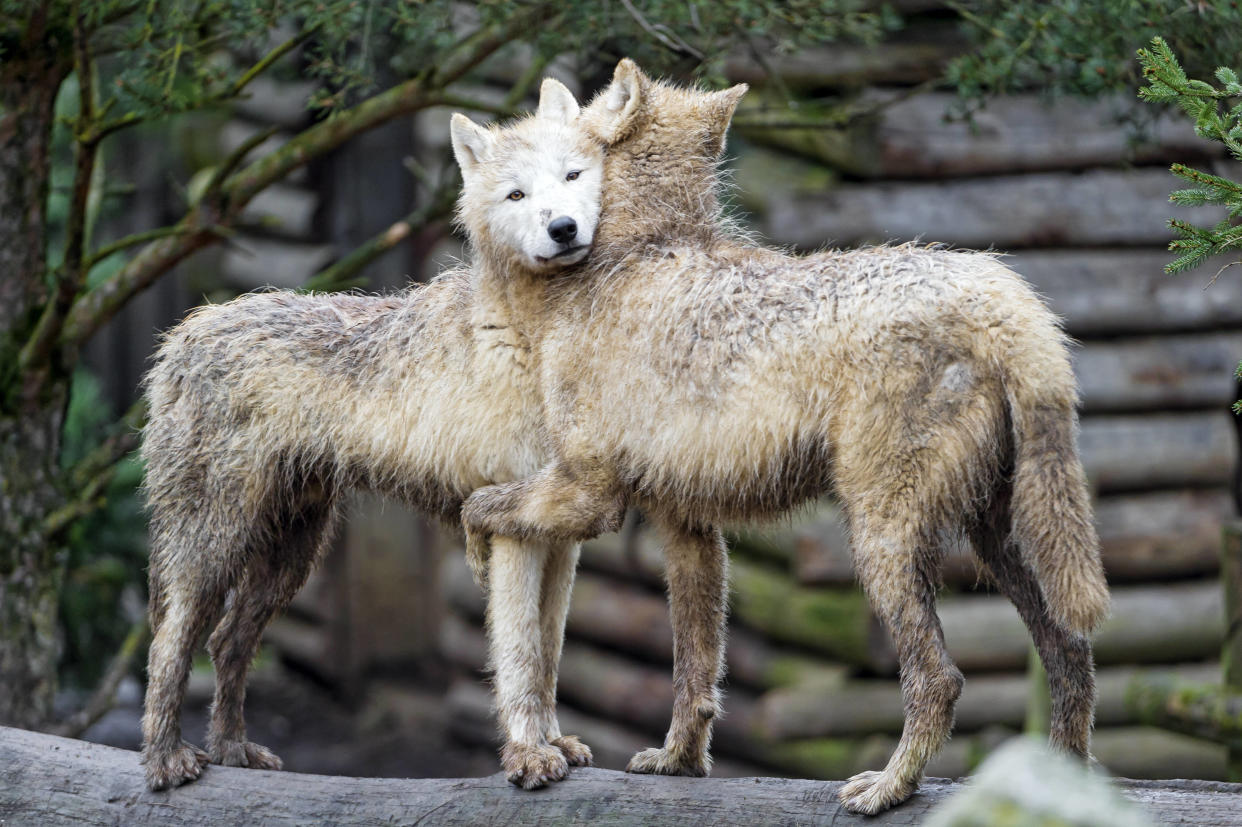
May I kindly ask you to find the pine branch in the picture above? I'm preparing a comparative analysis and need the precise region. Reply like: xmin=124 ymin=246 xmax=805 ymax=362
xmin=55 ymin=7 xmax=540 ymax=356
xmin=1138 ymin=37 xmax=1242 ymax=277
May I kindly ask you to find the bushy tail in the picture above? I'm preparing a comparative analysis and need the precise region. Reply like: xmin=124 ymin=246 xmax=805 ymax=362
xmin=1003 ymin=328 xmax=1110 ymax=636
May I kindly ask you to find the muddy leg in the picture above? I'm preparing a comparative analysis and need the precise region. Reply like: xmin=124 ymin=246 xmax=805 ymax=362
xmin=536 ymin=541 xmax=593 ymax=767
xmin=205 ymin=500 xmax=335 ymax=770
xmin=839 ymin=521 xmax=962 ymax=815
xmin=971 ymin=482 xmax=1096 ymax=757
xmin=142 ymin=575 xmax=224 ymax=790
xmin=628 ymin=521 xmax=728 ymax=777
xmin=487 ymin=536 xmax=568 ymax=790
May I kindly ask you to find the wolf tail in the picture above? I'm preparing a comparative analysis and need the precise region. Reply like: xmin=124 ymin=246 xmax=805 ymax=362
xmin=1000 ymin=315 xmax=1110 ymax=636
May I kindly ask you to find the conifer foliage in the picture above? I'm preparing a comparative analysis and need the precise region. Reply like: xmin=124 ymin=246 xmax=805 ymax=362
xmin=1137 ymin=36 xmax=1242 ymax=276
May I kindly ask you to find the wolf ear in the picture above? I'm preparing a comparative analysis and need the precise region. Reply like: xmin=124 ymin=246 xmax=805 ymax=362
xmin=537 ymin=78 xmax=580 ymax=124
xmin=588 ymin=58 xmax=645 ymax=145
xmin=705 ymin=83 xmax=748 ymax=157
xmin=450 ymin=114 xmax=492 ymax=178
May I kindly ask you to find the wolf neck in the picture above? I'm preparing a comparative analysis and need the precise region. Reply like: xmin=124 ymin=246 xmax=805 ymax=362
xmin=471 ymin=247 xmax=549 ymax=329
xmin=595 ymin=149 xmax=725 ymax=260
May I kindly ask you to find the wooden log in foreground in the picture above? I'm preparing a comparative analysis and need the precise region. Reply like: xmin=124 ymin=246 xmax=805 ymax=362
xmin=2 ymin=727 xmax=1241 ymax=826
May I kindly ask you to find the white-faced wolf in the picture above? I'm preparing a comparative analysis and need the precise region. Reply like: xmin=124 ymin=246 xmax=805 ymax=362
xmin=139 ymin=81 xmax=602 ymax=791
xmin=462 ymin=60 xmax=1111 ymax=815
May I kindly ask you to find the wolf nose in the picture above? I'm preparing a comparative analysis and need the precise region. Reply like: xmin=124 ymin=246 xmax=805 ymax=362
xmin=547 ymin=216 xmax=578 ymax=244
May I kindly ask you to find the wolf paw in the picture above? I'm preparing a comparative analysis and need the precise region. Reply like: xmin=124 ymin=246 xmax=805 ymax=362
xmin=626 ymin=746 xmax=708 ymax=777
xmin=838 ymin=769 xmax=917 ymax=815
xmin=550 ymin=735 xmax=593 ymax=767
xmin=502 ymin=742 xmax=570 ymax=790
xmin=209 ymin=739 xmax=284 ymax=771
xmin=143 ymin=741 xmax=210 ymax=791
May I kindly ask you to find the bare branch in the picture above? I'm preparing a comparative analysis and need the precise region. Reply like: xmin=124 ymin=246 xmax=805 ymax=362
xmin=303 ymin=182 xmax=458 ymax=293
xmin=43 ymin=397 xmax=146 ymax=540
xmin=618 ymin=0 xmax=704 ymax=61
xmin=84 ymin=225 xmax=194 ymax=271
xmin=17 ymin=4 xmax=100 ymax=378
xmin=57 ymin=9 xmax=540 ymax=355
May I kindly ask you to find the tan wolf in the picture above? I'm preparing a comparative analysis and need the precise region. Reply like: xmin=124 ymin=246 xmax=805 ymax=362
xmin=139 ymin=82 xmax=603 ymax=791
xmin=461 ymin=60 xmax=1111 ymax=815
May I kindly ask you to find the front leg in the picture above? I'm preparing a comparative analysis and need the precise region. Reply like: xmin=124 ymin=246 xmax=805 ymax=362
xmin=486 ymin=536 xmax=570 ymax=790
xmin=462 ymin=462 xmax=624 ymax=585
xmin=537 ymin=541 xmax=593 ymax=768
xmin=628 ymin=519 xmax=729 ymax=778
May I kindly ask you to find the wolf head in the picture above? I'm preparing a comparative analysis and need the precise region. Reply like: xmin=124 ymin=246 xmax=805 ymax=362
xmin=451 ymin=79 xmax=602 ymax=273
xmin=581 ymin=60 xmax=747 ymax=247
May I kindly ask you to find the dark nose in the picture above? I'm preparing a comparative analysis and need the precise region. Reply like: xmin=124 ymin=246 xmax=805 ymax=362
xmin=547 ymin=216 xmax=578 ymax=244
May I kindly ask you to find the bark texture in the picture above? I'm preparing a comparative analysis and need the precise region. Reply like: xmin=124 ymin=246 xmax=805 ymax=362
xmin=2 ymin=727 xmax=1242 ymax=826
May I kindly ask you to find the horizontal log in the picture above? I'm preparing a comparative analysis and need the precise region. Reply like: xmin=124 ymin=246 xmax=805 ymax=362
xmin=740 ymin=489 xmax=1235 ymax=587
xmin=728 ymin=559 xmax=894 ymax=672
xmin=730 ymin=565 xmax=1223 ymax=672
xmin=440 ymin=614 xmax=764 ymax=754
xmin=725 ymin=29 xmax=964 ymax=89
xmin=1094 ymin=489 xmax=1235 ymax=581
xmin=1075 ymin=332 xmax=1242 ymax=413
xmin=1126 ymin=675 xmax=1242 ymax=747
xmin=759 ymin=663 xmax=1221 ymax=740
xmin=221 ymin=235 xmax=336 ymax=290
xmin=454 ymin=553 xmax=1225 ymax=674
xmin=941 ymin=580 xmax=1224 ymax=672
xmin=4 ymin=726 xmax=1237 ymax=825
xmin=768 ymin=726 xmax=1229 ymax=785
xmin=1079 ymin=413 xmax=1235 ymax=492
xmin=855 ymin=92 xmax=1216 ymax=179
xmin=763 ymin=167 xmax=1228 ymax=250
xmin=238 ymin=183 xmax=318 ymax=239
xmin=444 ymin=556 xmax=847 ymax=692
xmin=1011 ymin=249 xmax=1242 ymax=338
xmin=233 ymin=76 xmax=317 ymax=129
xmin=218 ymin=121 xmax=306 ymax=184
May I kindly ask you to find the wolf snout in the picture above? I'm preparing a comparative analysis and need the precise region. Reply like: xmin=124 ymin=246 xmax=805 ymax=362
xmin=547 ymin=216 xmax=578 ymax=244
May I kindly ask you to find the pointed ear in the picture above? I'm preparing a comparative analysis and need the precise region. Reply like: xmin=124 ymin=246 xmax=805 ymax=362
xmin=450 ymin=114 xmax=491 ymax=177
xmin=588 ymin=58 xmax=645 ymax=145
xmin=705 ymin=83 xmax=748 ymax=156
xmin=537 ymin=78 xmax=580 ymax=124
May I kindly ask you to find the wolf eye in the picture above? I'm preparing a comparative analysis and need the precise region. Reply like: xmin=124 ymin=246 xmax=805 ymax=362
xmin=507 ymin=190 xmax=524 ymax=201
xmin=566 ymin=170 xmax=580 ymax=181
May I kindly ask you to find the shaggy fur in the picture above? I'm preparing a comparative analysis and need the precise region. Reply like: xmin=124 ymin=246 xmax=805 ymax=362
xmin=139 ymin=85 xmax=603 ymax=792
xmin=461 ymin=60 xmax=1111 ymax=814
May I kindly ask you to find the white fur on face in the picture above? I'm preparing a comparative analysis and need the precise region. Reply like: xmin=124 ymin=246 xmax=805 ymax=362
xmin=454 ymin=116 xmax=604 ymax=273
xmin=484 ymin=130 xmax=601 ymax=269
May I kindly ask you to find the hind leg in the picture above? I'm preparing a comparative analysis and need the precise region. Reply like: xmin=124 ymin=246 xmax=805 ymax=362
xmin=205 ymin=498 xmax=336 ymax=770
xmin=628 ymin=520 xmax=728 ymax=777
xmin=971 ymin=482 xmax=1096 ymax=757
xmin=535 ymin=542 xmax=593 ymax=767
xmin=142 ymin=560 xmax=227 ymax=790
xmin=839 ymin=515 xmax=963 ymax=815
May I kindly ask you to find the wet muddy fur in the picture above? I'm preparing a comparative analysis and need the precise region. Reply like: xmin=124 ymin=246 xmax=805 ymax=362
xmin=461 ymin=60 xmax=1109 ymax=815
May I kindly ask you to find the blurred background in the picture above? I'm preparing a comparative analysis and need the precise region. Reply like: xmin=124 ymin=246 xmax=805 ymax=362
xmin=6 ymin=0 xmax=1242 ymax=784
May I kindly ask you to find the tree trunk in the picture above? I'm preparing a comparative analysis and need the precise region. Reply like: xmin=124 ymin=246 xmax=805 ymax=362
xmin=0 ymin=26 xmax=72 ymax=728
xmin=0 ymin=403 xmax=69 ymax=729
xmin=0 ymin=19 xmax=64 ymax=361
